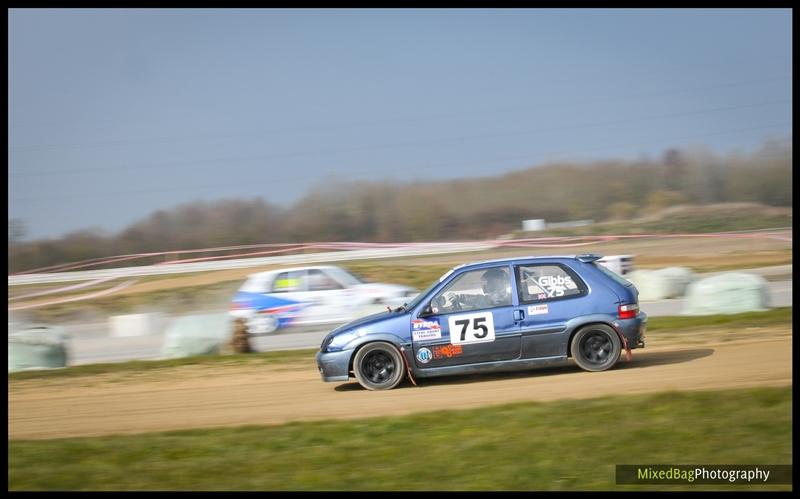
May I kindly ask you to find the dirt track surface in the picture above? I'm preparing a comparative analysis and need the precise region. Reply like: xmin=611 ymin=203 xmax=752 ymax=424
xmin=9 ymin=335 xmax=792 ymax=440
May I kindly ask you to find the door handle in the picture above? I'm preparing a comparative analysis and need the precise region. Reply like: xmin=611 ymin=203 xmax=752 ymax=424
xmin=513 ymin=310 xmax=525 ymax=322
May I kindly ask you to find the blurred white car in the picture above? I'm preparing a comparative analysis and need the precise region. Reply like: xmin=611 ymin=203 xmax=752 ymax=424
xmin=229 ymin=265 xmax=417 ymax=334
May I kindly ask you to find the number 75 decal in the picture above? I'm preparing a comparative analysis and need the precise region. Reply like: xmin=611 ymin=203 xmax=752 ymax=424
xmin=448 ymin=311 xmax=495 ymax=345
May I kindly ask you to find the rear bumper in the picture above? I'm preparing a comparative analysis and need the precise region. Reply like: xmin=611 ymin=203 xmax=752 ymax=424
xmin=316 ymin=349 xmax=353 ymax=382
xmin=617 ymin=312 xmax=647 ymax=349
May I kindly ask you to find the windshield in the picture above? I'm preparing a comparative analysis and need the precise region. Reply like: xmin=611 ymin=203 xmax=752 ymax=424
xmin=404 ymin=268 xmax=454 ymax=311
xmin=239 ymin=274 xmax=269 ymax=293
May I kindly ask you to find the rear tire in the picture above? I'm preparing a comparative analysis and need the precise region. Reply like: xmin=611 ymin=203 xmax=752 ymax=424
xmin=353 ymin=342 xmax=406 ymax=390
xmin=571 ymin=324 xmax=621 ymax=372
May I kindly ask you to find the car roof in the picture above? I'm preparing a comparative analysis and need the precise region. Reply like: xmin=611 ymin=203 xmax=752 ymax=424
xmin=453 ymin=254 xmax=598 ymax=271
xmin=243 ymin=255 xmax=602 ymax=280
xmin=246 ymin=265 xmax=340 ymax=279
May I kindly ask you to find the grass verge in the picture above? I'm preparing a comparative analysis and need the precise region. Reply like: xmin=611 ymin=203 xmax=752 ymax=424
xmin=8 ymin=386 xmax=792 ymax=491
xmin=7 ymin=348 xmax=319 ymax=381
xmin=644 ymin=307 xmax=792 ymax=332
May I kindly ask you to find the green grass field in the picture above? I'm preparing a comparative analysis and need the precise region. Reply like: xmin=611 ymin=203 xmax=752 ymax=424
xmin=8 ymin=386 xmax=791 ymax=491
xmin=643 ymin=307 xmax=792 ymax=332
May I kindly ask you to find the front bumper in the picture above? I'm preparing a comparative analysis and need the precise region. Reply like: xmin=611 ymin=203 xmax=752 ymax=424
xmin=616 ymin=312 xmax=647 ymax=349
xmin=316 ymin=349 xmax=354 ymax=382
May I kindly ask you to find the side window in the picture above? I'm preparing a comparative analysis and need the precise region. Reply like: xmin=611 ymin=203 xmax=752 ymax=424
xmin=271 ymin=270 xmax=305 ymax=293
xmin=308 ymin=269 xmax=344 ymax=291
xmin=516 ymin=264 xmax=586 ymax=304
xmin=430 ymin=266 xmax=512 ymax=314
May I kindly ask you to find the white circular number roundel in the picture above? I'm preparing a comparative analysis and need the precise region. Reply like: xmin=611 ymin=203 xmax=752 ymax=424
xmin=448 ymin=311 xmax=495 ymax=345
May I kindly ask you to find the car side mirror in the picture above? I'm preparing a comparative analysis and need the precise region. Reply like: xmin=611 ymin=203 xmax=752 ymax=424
xmin=419 ymin=302 xmax=434 ymax=318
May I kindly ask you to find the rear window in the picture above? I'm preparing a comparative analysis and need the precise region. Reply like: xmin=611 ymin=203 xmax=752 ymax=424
xmin=593 ymin=263 xmax=632 ymax=287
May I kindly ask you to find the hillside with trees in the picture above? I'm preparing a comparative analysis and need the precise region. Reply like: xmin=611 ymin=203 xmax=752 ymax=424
xmin=8 ymin=140 xmax=791 ymax=273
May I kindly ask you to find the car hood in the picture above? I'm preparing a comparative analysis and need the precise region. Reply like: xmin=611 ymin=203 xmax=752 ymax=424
xmin=321 ymin=307 xmax=414 ymax=349
xmin=328 ymin=309 xmax=395 ymax=336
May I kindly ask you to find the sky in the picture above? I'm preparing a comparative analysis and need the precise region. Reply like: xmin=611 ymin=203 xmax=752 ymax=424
xmin=8 ymin=8 xmax=793 ymax=240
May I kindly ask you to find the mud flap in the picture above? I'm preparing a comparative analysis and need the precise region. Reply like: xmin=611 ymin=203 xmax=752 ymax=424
xmin=609 ymin=323 xmax=632 ymax=362
xmin=399 ymin=345 xmax=417 ymax=386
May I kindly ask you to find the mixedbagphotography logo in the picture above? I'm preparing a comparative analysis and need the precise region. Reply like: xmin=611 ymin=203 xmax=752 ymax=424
xmin=616 ymin=464 xmax=793 ymax=485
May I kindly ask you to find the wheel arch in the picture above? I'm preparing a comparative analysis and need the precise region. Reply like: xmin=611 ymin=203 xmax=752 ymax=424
xmin=347 ymin=334 xmax=408 ymax=373
xmin=564 ymin=315 xmax=620 ymax=358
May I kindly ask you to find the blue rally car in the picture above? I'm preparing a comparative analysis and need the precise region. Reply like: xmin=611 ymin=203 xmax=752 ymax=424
xmin=316 ymin=254 xmax=647 ymax=390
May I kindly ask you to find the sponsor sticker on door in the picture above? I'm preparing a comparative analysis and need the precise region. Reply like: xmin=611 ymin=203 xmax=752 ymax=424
xmin=528 ymin=304 xmax=549 ymax=315
xmin=416 ymin=347 xmax=432 ymax=364
xmin=412 ymin=319 xmax=442 ymax=341
xmin=432 ymin=344 xmax=463 ymax=359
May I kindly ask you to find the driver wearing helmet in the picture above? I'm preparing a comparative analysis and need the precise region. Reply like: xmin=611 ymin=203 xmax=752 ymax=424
xmin=437 ymin=267 xmax=512 ymax=312
xmin=480 ymin=267 xmax=511 ymax=306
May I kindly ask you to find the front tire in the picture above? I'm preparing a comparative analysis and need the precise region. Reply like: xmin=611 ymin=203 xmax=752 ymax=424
xmin=571 ymin=324 xmax=621 ymax=372
xmin=247 ymin=314 xmax=279 ymax=335
xmin=353 ymin=342 xmax=406 ymax=390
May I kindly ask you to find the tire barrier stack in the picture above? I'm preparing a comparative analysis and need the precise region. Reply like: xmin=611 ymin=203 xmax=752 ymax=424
xmin=626 ymin=267 xmax=695 ymax=301
xmin=8 ymin=324 xmax=68 ymax=373
xmin=160 ymin=313 xmax=233 ymax=358
xmin=682 ymin=272 xmax=771 ymax=315
xmin=109 ymin=313 xmax=166 ymax=338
